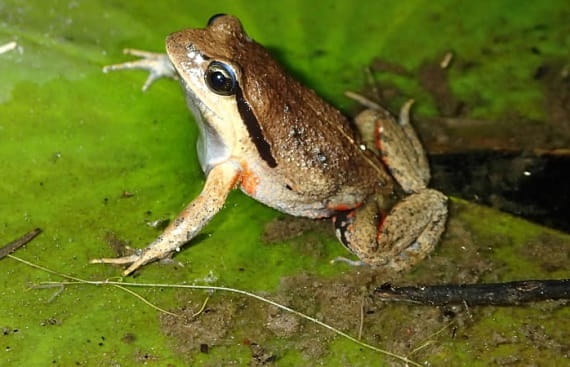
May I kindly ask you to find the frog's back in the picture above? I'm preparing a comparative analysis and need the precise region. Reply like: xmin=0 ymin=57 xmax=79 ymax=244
xmin=238 ymin=54 xmax=393 ymax=216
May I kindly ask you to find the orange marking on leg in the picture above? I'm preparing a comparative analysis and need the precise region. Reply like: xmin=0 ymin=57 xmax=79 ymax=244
xmin=376 ymin=210 xmax=387 ymax=241
xmin=328 ymin=202 xmax=362 ymax=212
xmin=374 ymin=120 xmax=392 ymax=167
xmin=239 ymin=162 xmax=259 ymax=196
xmin=374 ymin=120 xmax=383 ymax=152
xmin=229 ymin=169 xmax=241 ymax=189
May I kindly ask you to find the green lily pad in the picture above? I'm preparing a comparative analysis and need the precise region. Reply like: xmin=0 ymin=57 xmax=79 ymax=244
xmin=1 ymin=1 xmax=569 ymax=366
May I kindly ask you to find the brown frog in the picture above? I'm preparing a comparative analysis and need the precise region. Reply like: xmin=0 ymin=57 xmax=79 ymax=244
xmin=92 ymin=14 xmax=448 ymax=275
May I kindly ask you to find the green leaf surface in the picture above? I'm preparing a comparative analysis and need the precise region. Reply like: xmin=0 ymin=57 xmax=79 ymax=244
xmin=1 ymin=1 xmax=569 ymax=366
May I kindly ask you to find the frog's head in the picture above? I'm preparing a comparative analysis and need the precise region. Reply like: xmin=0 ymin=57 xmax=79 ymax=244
xmin=166 ymin=14 xmax=283 ymax=171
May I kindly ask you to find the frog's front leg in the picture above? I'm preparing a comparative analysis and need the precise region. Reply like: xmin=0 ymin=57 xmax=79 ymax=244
xmin=91 ymin=162 xmax=240 ymax=275
xmin=103 ymin=49 xmax=177 ymax=91
xmin=333 ymin=101 xmax=448 ymax=271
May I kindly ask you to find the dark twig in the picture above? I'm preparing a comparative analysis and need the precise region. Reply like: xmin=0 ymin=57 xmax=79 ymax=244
xmin=375 ymin=280 xmax=570 ymax=306
xmin=0 ymin=228 xmax=42 ymax=260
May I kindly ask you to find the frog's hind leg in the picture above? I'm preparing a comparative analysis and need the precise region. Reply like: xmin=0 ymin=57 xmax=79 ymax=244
xmin=333 ymin=189 xmax=447 ymax=272
xmin=336 ymin=98 xmax=448 ymax=271
xmin=333 ymin=199 xmax=380 ymax=263
xmin=354 ymin=100 xmax=430 ymax=193
xmin=375 ymin=189 xmax=447 ymax=271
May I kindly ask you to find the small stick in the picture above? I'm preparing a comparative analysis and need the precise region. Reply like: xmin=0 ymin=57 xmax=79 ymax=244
xmin=364 ymin=67 xmax=383 ymax=103
xmin=0 ymin=41 xmax=17 ymax=55
xmin=439 ymin=51 xmax=454 ymax=69
xmin=375 ymin=279 xmax=570 ymax=306
xmin=0 ymin=228 xmax=42 ymax=260
xmin=358 ymin=296 xmax=365 ymax=340
xmin=192 ymin=295 xmax=211 ymax=318
xmin=344 ymin=91 xmax=384 ymax=110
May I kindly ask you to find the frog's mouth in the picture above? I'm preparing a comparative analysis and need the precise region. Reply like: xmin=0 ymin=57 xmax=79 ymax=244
xmin=183 ymin=87 xmax=230 ymax=175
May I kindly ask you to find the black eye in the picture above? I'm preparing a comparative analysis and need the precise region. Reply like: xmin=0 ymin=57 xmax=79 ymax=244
xmin=207 ymin=13 xmax=226 ymax=26
xmin=205 ymin=61 xmax=237 ymax=96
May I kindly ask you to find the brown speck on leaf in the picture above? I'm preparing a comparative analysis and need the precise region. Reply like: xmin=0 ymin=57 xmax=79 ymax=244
xmin=249 ymin=342 xmax=276 ymax=366
xmin=121 ymin=333 xmax=136 ymax=344
xmin=199 ymin=343 xmax=209 ymax=353
xmin=104 ymin=232 xmax=131 ymax=257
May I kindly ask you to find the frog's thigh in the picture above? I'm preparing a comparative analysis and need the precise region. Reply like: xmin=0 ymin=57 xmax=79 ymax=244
xmin=376 ymin=188 xmax=447 ymax=271
xmin=353 ymin=108 xmax=388 ymax=155
xmin=333 ymin=199 xmax=380 ymax=257
xmin=334 ymin=189 xmax=447 ymax=271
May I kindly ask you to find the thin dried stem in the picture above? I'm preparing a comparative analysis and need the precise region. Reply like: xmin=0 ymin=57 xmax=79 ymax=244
xmin=8 ymin=255 xmax=421 ymax=367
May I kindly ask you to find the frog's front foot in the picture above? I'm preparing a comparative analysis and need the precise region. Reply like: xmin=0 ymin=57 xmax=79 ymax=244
xmin=90 ymin=234 xmax=183 ymax=276
xmin=103 ymin=48 xmax=177 ymax=91
xmin=90 ymin=245 xmax=172 ymax=276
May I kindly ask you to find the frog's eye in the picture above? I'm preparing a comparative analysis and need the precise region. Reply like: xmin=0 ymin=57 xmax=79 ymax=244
xmin=205 ymin=61 xmax=237 ymax=96
xmin=207 ymin=13 xmax=226 ymax=26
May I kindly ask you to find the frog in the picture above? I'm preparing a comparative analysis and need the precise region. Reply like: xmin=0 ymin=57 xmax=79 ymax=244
xmin=92 ymin=14 xmax=448 ymax=276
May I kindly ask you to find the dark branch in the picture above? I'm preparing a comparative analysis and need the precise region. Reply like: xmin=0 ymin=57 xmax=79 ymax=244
xmin=374 ymin=279 xmax=570 ymax=306
xmin=0 ymin=228 xmax=43 ymax=260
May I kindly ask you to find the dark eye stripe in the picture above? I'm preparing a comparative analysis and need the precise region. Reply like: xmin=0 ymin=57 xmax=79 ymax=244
xmin=235 ymin=84 xmax=278 ymax=168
